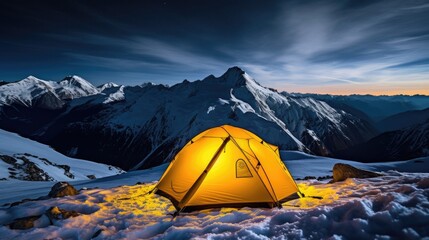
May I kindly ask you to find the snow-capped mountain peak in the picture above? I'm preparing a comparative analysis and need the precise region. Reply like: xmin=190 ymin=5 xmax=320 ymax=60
xmin=60 ymin=75 xmax=90 ymax=86
xmin=21 ymin=76 xmax=54 ymax=89
xmin=98 ymin=82 xmax=120 ymax=92
xmin=217 ymin=66 xmax=257 ymax=87
xmin=0 ymin=76 xmax=60 ymax=109
xmin=23 ymin=75 xmax=42 ymax=82
xmin=0 ymin=75 xmax=100 ymax=109
xmin=0 ymin=66 xmax=376 ymax=170
xmin=57 ymin=75 xmax=99 ymax=99
xmin=140 ymin=82 xmax=158 ymax=88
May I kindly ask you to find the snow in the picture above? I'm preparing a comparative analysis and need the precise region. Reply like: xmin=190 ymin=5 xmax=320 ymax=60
xmin=1 ymin=152 xmax=429 ymax=239
xmin=0 ymin=75 xmax=99 ymax=108
xmin=0 ymin=129 xmax=124 ymax=181
xmin=0 ymin=76 xmax=54 ymax=107
xmin=207 ymin=106 xmax=216 ymax=114
xmin=103 ymin=85 xmax=125 ymax=104
xmin=0 ymin=164 xmax=166 ymax=205
xmin=229 ymin=89 xmax=256 ymax=114
xmin=282 ymin=151 xmax=429 ymax=179
xmin=98 ymin=82 xmax=120 ymax=92
xmin=57 ymin=75 xmax=99 ymax=99
xmin=1 ymin=67 xmax=377 ymax=170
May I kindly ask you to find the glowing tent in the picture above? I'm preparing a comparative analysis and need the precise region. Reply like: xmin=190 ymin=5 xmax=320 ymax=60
xmin=153 ymin=125 xmax=301 ymax=212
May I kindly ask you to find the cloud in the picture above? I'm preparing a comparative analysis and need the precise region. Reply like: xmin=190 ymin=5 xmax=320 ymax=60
xmin=401 ymin=3 xmax=429 ymax=10
xmin=65 ymin=53 xmax=164 ymax=70
xmin=233 ymin=0 xmax=429 ymax=93
xmin=36 ymin=0 xmax=429 ymax=94
xmin=54 ymin=33 xmax=229 ymax=78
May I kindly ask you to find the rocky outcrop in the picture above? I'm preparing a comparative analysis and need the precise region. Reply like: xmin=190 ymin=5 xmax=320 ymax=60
xmin=332 ymin=163 xmax=382 ymax=182
xmin=87 ymin=174 xmax=96 ymax=180
xmin=48 ymin=182 xmax=78 ymax=198
xmin=8 ymin=216 xmax=41 ymax=229
xmin=0 ymin=155 xmax=53 ymax=181
xmin=46 ymin=206 xmax=79 ymax=220
xmin=6 ymin=182 xmax=78 ymax=208
xmin=7 ymin=206 xmax=80 ymax=230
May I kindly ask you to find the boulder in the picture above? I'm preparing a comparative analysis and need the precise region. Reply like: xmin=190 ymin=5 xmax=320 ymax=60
xmin=46 ymin=206 xmax=79 ymax=220
xmin=9 ymin=216 xmax=41 ymax=229
xmin=332 ymin=163 xmax=382 ymax=182
xmin=48 ymin=182 xmax=78 ymax=198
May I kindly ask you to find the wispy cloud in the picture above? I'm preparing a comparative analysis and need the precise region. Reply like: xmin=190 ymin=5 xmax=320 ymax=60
xmin=235 ymin=0 xmax=429 ymax=94
xmin=40 ymin=0 xmax=429 ymax=94
xmin=54 ymin=33 xmax=227 ymax=73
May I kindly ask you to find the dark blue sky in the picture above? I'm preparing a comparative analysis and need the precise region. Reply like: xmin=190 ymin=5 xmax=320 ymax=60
xmin=1 ymin=0 xmax=429 ymax=94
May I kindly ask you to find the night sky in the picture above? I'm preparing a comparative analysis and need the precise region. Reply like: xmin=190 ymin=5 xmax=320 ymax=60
xmin=1 ymin=0 xmax=429 ymax=95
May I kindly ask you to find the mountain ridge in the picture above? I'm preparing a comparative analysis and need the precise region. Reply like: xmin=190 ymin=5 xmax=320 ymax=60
xmin=0 ymin=66 xmax=410 ymax=170
xmin=338 ymin=119 xmax=429 ymax=162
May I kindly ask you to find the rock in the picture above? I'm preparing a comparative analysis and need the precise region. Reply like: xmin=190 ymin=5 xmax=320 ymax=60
xmin=2 ymin=155 xmax=53 ymax=181
xmin=0 ymin=155 xmax=17 ymax=164
xmin=48 ymin=182 xmax=78 ymax=198
xmin=317 ymin=175 xmax=332 ymax=181
xmin=46 ymin=206 xmax=79 ymax=220
xmin=87 ymin=174 xmax=96 ymax=180
xmin=296 ymin=175 xmax=333 ymax=181
xmin=9 ymin=216 xmax=41 ymax=229
xmin=303 ymin=176 xmax=317 ymax=180
xmin=92 ymin=229 xmax=103 ymax=239
xmin=7 ymin=207 xmax=80 ymax=230
xmin=332 ymin=163 xmax=382 ymax=183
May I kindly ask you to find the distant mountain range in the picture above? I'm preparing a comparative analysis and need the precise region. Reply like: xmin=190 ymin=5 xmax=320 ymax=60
xmin=338 ymin=119 xmax=429 ymax=162
xmin=0 ymin=67 xmax=428 ymax=169
xmin=376 ymin=107 xmax=429 ymax=132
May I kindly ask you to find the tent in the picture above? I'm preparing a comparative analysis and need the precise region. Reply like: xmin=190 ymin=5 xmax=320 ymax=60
xmin=153 ymin=125 xmax=301 ymax=212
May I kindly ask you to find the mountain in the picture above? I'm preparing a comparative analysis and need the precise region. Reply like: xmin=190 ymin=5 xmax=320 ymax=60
xmin=338 ymin=119 xmax=429 ymax=162
xmin=376 ymin=107 xmax=429 ymax=132
xmin=0 ymin=67 xmax=376 ymax=170
xmin=295 ymin=94 xmax=429 ymax=122
xmin=0 ymin=128 xmax=124 ymax=181
xmin=0 ymin=75 xmax=99 ymax=110
xmin=97 ymin=82 xmax=120 ymax=92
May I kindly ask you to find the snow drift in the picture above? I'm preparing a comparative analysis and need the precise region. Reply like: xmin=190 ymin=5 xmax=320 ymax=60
xmin=1 ymin=152 xmax=428 ymax=239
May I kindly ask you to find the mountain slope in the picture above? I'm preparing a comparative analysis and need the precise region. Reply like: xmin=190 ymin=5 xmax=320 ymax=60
xmin=0 ymin=129 xmax=124 ymax=181
xmin=296 ymin=94 xmax=429 ymax=122
xmin=338 ymin=119 xmax=429 ymax=162
xmin=0 ymin=67 xmax=376 ymax=170
xmin=376 ymin=107 xmax=429 ymax=132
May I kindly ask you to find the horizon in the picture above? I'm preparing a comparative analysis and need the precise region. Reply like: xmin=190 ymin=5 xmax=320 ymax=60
xmin=1 ymin=0 xmax=429 ymax=95
xmin=3 ymin=66 xmax=429 ymax=97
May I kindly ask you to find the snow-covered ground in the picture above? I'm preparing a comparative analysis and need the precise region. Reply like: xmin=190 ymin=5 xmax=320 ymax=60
xmin=0 ymin=129 xmax=124 ymax=181
xmin=1 ymin=151 xmax=429 ymax=239
xmin=282 ymin=151 xmax=429 ymax=179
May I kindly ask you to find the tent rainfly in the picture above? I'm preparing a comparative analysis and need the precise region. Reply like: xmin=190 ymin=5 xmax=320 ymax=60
xmin=153 ymin=125 xmax=301 ymax=212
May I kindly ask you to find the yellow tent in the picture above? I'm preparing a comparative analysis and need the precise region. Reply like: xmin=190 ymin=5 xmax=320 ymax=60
xmin=153 ymin=125 xmax=301 ymax=212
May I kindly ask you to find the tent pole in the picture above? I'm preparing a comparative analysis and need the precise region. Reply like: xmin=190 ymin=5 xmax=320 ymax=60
xmin=177 ymin=136 xmax=231 ymax=210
